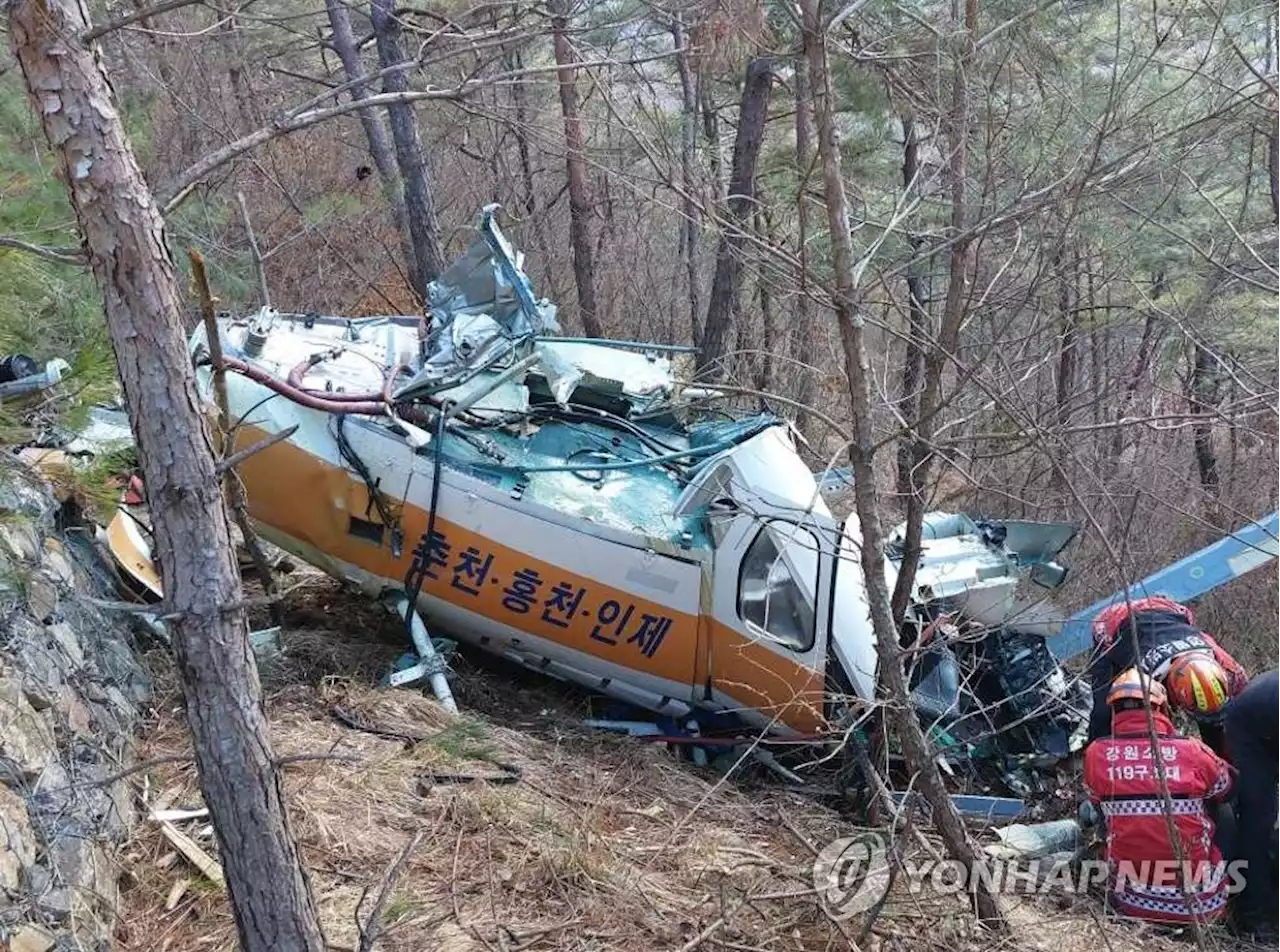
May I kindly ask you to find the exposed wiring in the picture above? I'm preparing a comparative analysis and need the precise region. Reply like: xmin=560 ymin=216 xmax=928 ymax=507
xmin=516 ymin=434 xmax=746 ymax=474
xmin=537 ymin=403 xmax=685 ymax=454
xmin=334 ymin=414 xmax=402 ymax=557
xmin=401 ymin=410 xmax=448 ymax=648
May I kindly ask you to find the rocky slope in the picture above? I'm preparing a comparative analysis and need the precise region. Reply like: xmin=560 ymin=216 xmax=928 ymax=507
xmin=0 ymin=460 xmax=149 ymax=951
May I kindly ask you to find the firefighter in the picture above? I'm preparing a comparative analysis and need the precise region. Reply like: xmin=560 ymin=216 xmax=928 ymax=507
xmin=1083 ymin=668 xmax=1235 ymax=924
xmin=1223 ymin=668 xmax=1278 ymax=940
xmin=1086 ymin=596 xmax=1248 ymax=756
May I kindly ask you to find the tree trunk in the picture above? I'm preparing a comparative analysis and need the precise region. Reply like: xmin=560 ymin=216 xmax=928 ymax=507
xmin=507 ymin=46 xmax=562 ymax=303
xmin=550 ymin=0 xmax=602 ymax=337
xmin=1268 ymin=15 xmax=1278 ymax=224
xmin=890 ymin=0 xmax=978 ymax=626
xmin=672 ymin=13 xmax=703 ymax=349
xmin=1051 ymin=237 xmax=1077 ymax=498
xmin=1089 ymin=265 xmax=1102 ymax=428
xmin=798 ymin=0 xmax=1004 ymax=929
xmin=1189 ymin=342 xmax=1221 ymax=517
xmin=324 ymin=0 xmax=416 ymax=288
xmin=219 ymin=16 xmax=260 ymax=133
xmin=698 ymin=56 xmax=773 ymax=379
xmin=1227 ymin=353 xmax=1240 ymax=499
xmin=1110 ymin=308 xmax=1159 ymax=463
xmin=754 ymin=208 xmax=775 ymax=396
xmin=791 ymin=54 xmax=819 ymax=440
xmin=895 ymin=116 xmax=928 ymax=500
xmin=370 ymin=0 xmax=444 ymax=297
xmin=701 ymin=79 xmax=724 ymax=201
xmin=8 ymin=4 xmax=326 ymax=951
xmin=1268 ymin=127 xmax=1278 ymax=224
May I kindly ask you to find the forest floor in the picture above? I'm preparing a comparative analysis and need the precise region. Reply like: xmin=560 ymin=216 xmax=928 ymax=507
xmin=112 ymin=571 xmax=1245 ymax=952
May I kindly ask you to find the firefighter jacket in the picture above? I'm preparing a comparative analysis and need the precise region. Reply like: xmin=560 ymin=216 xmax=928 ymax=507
xmin=1083 ymin=708 xmax=1235 ymax=923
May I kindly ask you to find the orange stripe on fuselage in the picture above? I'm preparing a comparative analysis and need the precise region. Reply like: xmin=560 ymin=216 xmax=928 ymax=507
xmin=709 ymin=619 xmax=828 ymax=733
xmin=233 ymin=423 xmax=829 ymax=733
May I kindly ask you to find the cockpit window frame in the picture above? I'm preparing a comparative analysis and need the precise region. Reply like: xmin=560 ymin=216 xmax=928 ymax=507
xmin=735 ymin=519 xmax=820 ymax=653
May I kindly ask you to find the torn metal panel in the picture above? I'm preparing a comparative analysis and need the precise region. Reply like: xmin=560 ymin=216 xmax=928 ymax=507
xmin=429 ymin=204 xmax=557 ymax=337
xmin=891 ymin=790 xmax=1026 ymax=824
xmin=104 ymin=509 xmax=162 ymax=601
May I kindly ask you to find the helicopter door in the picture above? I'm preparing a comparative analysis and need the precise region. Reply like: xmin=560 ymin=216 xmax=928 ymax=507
xmin=707 ymin=512 xmax=834 ymax=733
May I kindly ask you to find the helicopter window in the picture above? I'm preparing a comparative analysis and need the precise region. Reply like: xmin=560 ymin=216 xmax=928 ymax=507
xmin=737 ymin=521 xmax=817 ymax=651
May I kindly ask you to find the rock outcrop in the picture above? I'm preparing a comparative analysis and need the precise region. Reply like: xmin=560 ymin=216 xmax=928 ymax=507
xmin=0 ymin=462 xmax=150 ymax=950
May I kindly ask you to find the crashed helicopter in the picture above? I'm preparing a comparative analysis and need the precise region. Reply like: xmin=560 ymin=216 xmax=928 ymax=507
xmin=96 ymin=205 xmax=1088 ymax=792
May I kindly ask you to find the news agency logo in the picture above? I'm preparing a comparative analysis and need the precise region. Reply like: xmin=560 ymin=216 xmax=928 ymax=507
xmin=812 ymin=833 xmax=1250 ymax=919
xmin=812 ymin=834 xmax=892 ymax=918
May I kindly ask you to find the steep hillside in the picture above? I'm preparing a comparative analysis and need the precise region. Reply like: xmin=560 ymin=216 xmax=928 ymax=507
xmin=113 ymin=575 xmax=1229 ymax=952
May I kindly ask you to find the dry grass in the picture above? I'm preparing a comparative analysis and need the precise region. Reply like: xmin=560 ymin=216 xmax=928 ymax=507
xmin=111 ymin=580 xmax=1251 ymax=952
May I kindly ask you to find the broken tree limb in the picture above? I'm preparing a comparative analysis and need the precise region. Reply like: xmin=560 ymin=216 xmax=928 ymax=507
xmin=357 ymin=830 xmax=424 ymax=952
xmin=236 ymin=191 xmax=272 ymax=308
xmin=216 ymin=424 xmax=298 ymax=474
xmin=80 ymin=0 xmax=213 ymax=40
xmin=188 ymin=249 xmax=282 ymax=625
xmin=679 ymin=381 xmax=849 ymax=441
xmin=160 ymin=820 xmax=226 ymax=887
xmin=0 ymin=236 xmax=86 ymax=265
xmin=79 ymin=0 xmax=216 ymax=39
xmin=87 ymin=596 xmax=180 ymax=619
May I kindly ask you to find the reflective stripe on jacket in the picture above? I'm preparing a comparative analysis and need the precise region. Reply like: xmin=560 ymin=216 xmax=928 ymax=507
xmin=1083 ymin=709 xmax=1235 ymax=924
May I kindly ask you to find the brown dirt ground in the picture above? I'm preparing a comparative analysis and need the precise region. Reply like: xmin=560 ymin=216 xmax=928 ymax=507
xmin=111 ymin=575 xmax=1256 ymax=952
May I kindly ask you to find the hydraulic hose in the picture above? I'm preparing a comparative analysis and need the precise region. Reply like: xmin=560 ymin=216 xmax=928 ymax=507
xmin=285 ymin=352 xmax=400 ymax=403
xmin=381 ymin=364 xmax=412 ymax=405
xmin=221 ymin=357 xmax=386 ymax=415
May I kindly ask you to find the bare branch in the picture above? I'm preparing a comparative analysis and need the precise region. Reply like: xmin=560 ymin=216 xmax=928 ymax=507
xmin=826 ymin=0 xmax=874 ymax=35
xmin=158 ymin=50 xmax=680 ymax=214
xmin=0 ymin=236 xmax=85 ymax=265
xmin=215 ymin=425 xmax=299 ymax=473
xmin=357 ymin=830 xmax=425 ymax=952
xmin=80 ymin=0 xmax=211 ymax=41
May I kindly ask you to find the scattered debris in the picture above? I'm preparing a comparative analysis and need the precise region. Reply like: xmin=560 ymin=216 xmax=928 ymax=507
xmin=150 ymin=807 xmax=210 ymax=823
xmin=8 ymin=923 xmax=56 ymax=952
xmin=0 ymin=355 xmax=69 ymax=401
xmin=892 ymin=791 xmax=1027 ymax=824
xmin=158 ymin=820 xmax=224 ymax=888
xmin=988 ymin=819 xmax=1081 ymax=859
xmin=583 ymin=719 xmax=665 ymax=737
xmin=164 ymin=877 xmax=191 ymax=912
xmin=105 ymin=506 xmax=162 ymax=601
xmin=63 ymin=406 xmax=133 ymax=455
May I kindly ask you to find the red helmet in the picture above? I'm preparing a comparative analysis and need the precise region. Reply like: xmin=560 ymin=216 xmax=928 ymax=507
xmin=1107 ymin=668 xmax=1168 ymax=710
xmin=1166 ymin=652 xmax=1231 ymax=717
